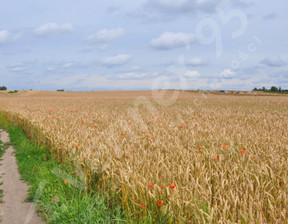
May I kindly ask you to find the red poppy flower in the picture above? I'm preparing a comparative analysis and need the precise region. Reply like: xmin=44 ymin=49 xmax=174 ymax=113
xmin=214 ymin=157 xmax=219 ymax=161
xmin=199 ymin=146 xmax=202 ymax=150
xmin=160 ymin=186 xmax=164 ymax=189
xmin=158 ymin=120 xmax=162 ymax=123
xmin=52 ymin=198 xmax=56 ymax=201
xmin=74 ymin=143 xmax=78 ymax=147
xmin=64 ymin=181 xmax=67 ymax=185
xmin=180 ymin=125 xmax=183 ymax=128
xmin=151 ymin=136 xmax=154 ymax=139
xmin=158 ymin=200 xmax=163 ymax=206
xmin=141 ymin=203 xmax=145 ymax=208
xmin=73 ymin=171 xmax=77 ymax=174
xmin=91 ymin=125 xmax=94 ymax=127
xmin=240 ymin=150 xmax=245 ymax=154
xmin=44 ymin=158 xmax=46 ymax=161
xmin=81 ymin=121 xmax=85 ymax=124
xmin=170 ymin=184 xmax=175 ymax=189
xmin=222 ymin=145 xmax=227 ymax=148
xmin=251 ymin=156 xmax=255 ymax=159
xmin=148 ymin=183 xmax=153 ymax=187
xmin=121 ymin=133 xmax=124 ymax=136
xmin=142 ymin=131 xmax=146 ymax=134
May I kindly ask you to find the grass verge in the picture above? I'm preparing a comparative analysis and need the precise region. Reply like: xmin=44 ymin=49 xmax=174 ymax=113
xmin=0 ymin=112 xmax=126 ymax=223
xmin=0 ymin=139 xmax=6 ymax=203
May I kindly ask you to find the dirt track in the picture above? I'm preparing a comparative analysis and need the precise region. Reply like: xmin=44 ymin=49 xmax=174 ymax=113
xmin=0 ymin=130 xmax=45 ymax=224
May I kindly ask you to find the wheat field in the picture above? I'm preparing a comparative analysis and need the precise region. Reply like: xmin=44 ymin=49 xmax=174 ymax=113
xmin=0 ymin=90 xmax=287 ymax=223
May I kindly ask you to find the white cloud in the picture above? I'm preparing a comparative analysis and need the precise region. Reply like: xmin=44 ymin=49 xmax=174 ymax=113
xmin=0 ymin=30 xmax=20 ymax=44
xmin=39 ymin=73 xmax=160 ymax=89
xmin=186 ymin=58 xmax=207 ymax=66
xmin=146 ymin=0 xmax=218 ymax=14
xmin=131 ymin=66 xmax=140 ymax=70
xmin=209 ymin=77 xmax=251 ymax=90
xmin=62 ymin=62 xmax=77 ymax=68
xmin=232 ymin=0 xmax=253 ymax=8
xmin=99 ymin=44 xmax=109 ymax=51
xmin=151 ymin=0 xmax=188 ymax=8
xmin=131 ymin=0 xmax=252 ymax=22
xmin=150 ymin=32 xmax=194 ymax=50
xmin=260 ymin=55 xmax=286 ymax=67
xmin=102 ymin=54 xmax=131 ymax=66
xmin=8 ymin=64 xmax=26 ymax=72
xmin=184 ymin=70 xmax=200 ymax=78
xmin=10 ymin=66 xmax=25 ymax=72
xmin=46 ymin=67 xmax=56 ymax=72
xmin=220 ymin=69 xmax=237 ymax=78
xmin=0 ymin=30 xmax=11 ymax=43
xmin=35 ymin=23 xmax=74 ymax=36
xmin=85 ymin=28 xmax=125 ymax=43
xmin=114 ymin=72 xmax=158 ymax=80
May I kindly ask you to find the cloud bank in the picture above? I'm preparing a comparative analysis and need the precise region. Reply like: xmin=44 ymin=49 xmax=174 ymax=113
xmin=35 ymin=23 xmax=74 ymax=36
xmin=85 ymin=28 xmax=125 ymax=43
xmin=150 ymin=32 xmax=194 ymax=50
xmin=0 ymin=30 xmax=20 ymax=44
xmin=102 ymin=54 xmax=132 ymax=67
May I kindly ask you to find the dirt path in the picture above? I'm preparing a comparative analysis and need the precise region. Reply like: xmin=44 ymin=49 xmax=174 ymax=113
xmin=0 ymin=129 xmax=45 ymax=224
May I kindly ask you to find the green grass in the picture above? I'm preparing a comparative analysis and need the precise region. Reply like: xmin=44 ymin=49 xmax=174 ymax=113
xmin=0 ymin=112 xmax=126 ymax=223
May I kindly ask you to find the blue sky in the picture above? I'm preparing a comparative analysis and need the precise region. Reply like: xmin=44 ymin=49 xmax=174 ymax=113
xmin=0 ymin=0 xmax=287 ymax=91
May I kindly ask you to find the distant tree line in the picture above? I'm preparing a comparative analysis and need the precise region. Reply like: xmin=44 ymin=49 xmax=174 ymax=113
xmin=0 ymin=86 xmax=7 ymax=90
xmin=253 ymin=86 xmax=288 ymax=93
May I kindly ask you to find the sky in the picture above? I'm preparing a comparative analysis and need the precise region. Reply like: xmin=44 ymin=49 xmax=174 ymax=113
xmin=0 ymin=0 xmax=288 ymax=91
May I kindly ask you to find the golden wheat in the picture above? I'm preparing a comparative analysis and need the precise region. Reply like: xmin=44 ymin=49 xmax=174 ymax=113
xmin=0 ymin=90 xmax=287 ymax=223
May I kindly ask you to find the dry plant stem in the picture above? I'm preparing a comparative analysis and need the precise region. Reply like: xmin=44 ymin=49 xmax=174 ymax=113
xmin=0 ymin=90 xmax=287 ymax=223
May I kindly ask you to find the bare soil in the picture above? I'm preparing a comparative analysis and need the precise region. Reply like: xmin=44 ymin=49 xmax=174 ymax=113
xmin=0 ymin=130 xmax=45 ymax=224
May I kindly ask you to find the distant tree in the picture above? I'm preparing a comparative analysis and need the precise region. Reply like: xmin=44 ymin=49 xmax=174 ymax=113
xmin=0 ymin=86 xmax=7 ymax=90
xmin=57 ymin=89 xmax=65 ymax=92
xmin=270 ymin=86 xmax=278 ymax=92
xmin=253 ymin=86 xmax=288 ymax=94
